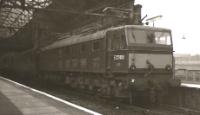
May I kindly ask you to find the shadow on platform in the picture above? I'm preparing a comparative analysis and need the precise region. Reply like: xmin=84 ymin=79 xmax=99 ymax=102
xmin=0 ymin=91 xmax=22 ymax=115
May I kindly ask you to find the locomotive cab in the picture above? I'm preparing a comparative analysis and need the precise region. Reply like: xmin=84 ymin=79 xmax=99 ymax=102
xmin=106 ymin=25 xmax=179 ymax=96
xmin=107 ymin=25 xmax=173 ymax=74
xmin=126 ymin=26 xmax=173 ymax=73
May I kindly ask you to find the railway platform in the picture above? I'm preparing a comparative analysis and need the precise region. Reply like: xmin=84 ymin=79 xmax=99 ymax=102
xmin=0 ymin=76 xmax=101 ymax=115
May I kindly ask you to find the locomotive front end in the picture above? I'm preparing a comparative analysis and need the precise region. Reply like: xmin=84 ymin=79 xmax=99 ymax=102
xmin=125 ymin=25 xmax=180 ymax=90
xmin=107 ymin=25 xmax=180 ymax=103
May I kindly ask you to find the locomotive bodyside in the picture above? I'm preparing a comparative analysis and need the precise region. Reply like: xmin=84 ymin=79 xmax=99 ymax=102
xmin=40 ymin=30 xmax=107 ymax=73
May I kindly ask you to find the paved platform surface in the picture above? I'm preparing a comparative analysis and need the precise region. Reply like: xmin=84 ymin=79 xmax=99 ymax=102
xmin=0 ymin=76 xmax=101 ymax=115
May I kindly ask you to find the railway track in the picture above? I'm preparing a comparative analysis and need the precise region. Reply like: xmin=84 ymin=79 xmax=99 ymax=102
xmin=2 ymin=75 xmax=200 ymax=115
xmin=167 ymin=86 xmax=200 ymax=112
xmin=21 ymin=86 xmax=200 ymax=115
xmin=161 ymin=104 xmax=200 ymax=115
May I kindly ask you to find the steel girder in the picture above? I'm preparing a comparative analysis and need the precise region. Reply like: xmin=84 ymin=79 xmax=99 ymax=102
xmin=0 ymin=0 xmax=52 ymax=38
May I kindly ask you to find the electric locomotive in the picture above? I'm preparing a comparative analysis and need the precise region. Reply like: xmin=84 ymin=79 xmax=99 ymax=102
xmin=40 ymin=25 xmax=180 ymax=104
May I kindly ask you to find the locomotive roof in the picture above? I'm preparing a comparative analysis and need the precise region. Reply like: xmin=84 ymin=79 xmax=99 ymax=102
xmin=125 ymin=25 xmax=171 ymax=32
xmin=41 ymin=25 xmax=171 ymax=51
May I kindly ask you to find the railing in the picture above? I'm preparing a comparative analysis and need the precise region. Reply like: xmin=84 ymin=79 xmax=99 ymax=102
xmin=175 ymin=69 xmax=200 ymax=84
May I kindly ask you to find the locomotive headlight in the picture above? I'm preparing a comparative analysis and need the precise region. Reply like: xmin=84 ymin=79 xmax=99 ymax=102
xmin=129 ymin=57 xmax=136 ymax=71
xmin=131 ymin=79 xmax=135 ymax=83
xmin=129 ymin=63 xmax=136 ymax=71
xmin=114 ymin=55 xmax=125 ymax=61
xmin=130 ymin=79 xmax=135 ymax=85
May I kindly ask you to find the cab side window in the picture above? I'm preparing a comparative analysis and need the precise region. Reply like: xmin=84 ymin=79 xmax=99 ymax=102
xmin=111 ymin=31 xmax=126 ymax=50
xmin=81 ymin=43 xmax=87 ymax=53
xmin=93 ymin=40 xmax=101 ymax=51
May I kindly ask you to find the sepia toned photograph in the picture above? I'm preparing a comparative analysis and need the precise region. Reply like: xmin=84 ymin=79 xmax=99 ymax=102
xmin=0 ymin=0 xmax=200 ymax=115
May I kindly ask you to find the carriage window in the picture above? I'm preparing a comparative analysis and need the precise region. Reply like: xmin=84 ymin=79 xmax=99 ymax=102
xmin=65 ymin=47 xmax=70 ymax=58
xmin=81 ymin=44 xmax=86 ymax=52
xmin=58 ymin=49 xmax=62 ymax=58
xmin=58 ymin=49 xmax=62 ymax=55
xmin=127 ymin=29 xmax=172 ymax=45
xmin=93 ymin=41 xmax=101 ymax=51
xmin=154 ymin=32 xmax=171 ymax=45
xmin=71 ymin=46 xmax=79 ymax=56
xmin=127 ymin=30 xmax=148 ymax=44
xmin=111 ymin=31 xmax=126 ymax=50
xmin=65 ymin=47 xmax=70 ymax=53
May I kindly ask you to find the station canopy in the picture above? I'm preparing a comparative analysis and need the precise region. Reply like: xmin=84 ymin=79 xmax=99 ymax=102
xmin=0 ymin=0 xmax=134 ymax=39
xmin=0 ymin=0 xmax=52 ymax=38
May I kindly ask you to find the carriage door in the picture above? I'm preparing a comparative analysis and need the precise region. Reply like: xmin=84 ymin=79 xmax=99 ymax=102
xmin=106 ymin=30 xmax=127 ymax=73
xmin=105 ymin=31 xmax=112 ymax=73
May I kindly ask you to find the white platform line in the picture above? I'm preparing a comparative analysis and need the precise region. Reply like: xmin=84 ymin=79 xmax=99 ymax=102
xmin=0 ymin=76 xmax=102 ymax=115
xmin=181 ymin=83 xmax=200 ymax=89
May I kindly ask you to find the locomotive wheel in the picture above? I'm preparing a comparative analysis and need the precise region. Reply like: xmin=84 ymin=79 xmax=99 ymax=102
xmin=88 ymin=84 xmax=94 ymax=91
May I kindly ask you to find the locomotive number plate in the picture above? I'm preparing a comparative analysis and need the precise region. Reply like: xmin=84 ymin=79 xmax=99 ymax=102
xmin=113 ymin=55 xmax=125 ymax=61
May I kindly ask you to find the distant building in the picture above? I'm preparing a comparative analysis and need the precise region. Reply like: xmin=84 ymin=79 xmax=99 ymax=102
xmin=175 ymin=54 xmax=200 ymax=70
xmin=175 ymin=54 xmax=200 ymax=83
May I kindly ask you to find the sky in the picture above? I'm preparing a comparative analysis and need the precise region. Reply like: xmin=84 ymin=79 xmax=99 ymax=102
xmin=135 ymin=0 xmax=200 ymax=55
